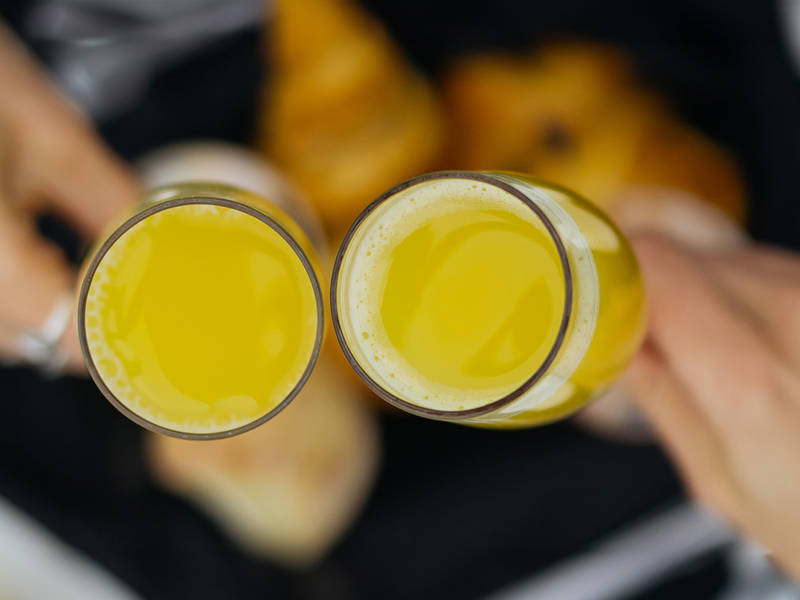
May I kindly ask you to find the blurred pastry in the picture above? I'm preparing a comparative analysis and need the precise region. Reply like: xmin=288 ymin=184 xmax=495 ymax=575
xmin=443 ymin=42 xmax=747 ymax=222
xmin=148 ymin=348 xmax=381 ymax=567
xmin=261 ymin=0 xmax=446 ymax=231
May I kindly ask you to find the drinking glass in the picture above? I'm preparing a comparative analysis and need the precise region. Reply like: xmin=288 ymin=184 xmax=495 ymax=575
xmin=331 ymin=171 xmax=646 ymax=427
xmin=78 ymin=182 xmax=324 ymax=439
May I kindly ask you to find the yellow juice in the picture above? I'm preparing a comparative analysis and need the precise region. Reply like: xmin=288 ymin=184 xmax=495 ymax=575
xmin=81 ymin=195 xmax=321 ymax=437
xmin=333 ymin=172 xmax=646 ymax=427
xmin=381 ymin=205 xmax=565 ymax=400
xmin=496 ymin=173 xmax=646 ymax=427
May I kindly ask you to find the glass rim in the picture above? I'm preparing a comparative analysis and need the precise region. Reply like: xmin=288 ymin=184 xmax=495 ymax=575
xmin=77 ymin=195 xmax=325 ymax=440
xmin=330 ymin=170 xmax=574 ymax=420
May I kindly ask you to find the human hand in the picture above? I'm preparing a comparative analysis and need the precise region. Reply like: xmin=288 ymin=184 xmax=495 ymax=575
xmin=623 ymin=233 xmax=800 ymax=581
xmin=575 ymin=188 xmax=745 ymax=441
xmin=0 ymin=22 xmax=139 ymax=374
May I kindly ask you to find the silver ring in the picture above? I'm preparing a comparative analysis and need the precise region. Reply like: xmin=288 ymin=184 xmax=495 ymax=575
xmin=13 ymin=292 xmax=72 ymax=376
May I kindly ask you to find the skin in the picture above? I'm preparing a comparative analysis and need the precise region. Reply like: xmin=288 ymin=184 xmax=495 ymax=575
xmin=625 ymin=234 xmax=800 ymax=582
xmin=1 ymin=16 xmax=799 ymax=584
xmin=0 ymin=23 xmax=138 ymax=372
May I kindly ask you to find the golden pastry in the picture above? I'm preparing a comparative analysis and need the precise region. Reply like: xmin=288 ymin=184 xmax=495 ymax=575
xmin=261 ymin=0 xmax=446 ymax=230
xmin=148 ymin=348 xmax=381 ymax=567
xmin=443 ymin=42 xmax=746 ymax=222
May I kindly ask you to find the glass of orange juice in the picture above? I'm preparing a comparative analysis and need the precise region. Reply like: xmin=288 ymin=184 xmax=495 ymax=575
xmin=78 ymin=182 xmax=324 ymax=439
xmin=331 ymin=171 xmax=646 ymax=427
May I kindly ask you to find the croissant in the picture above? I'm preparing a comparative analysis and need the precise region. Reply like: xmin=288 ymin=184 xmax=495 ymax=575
xmin=261 ymin=0 xmax=446 ymax=230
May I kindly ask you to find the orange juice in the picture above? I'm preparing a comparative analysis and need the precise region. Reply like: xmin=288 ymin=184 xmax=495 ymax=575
xmin=80 ymin=184 xmax=323 ymax=438
xmin=332 ymin=172 xmax=645 ymax=427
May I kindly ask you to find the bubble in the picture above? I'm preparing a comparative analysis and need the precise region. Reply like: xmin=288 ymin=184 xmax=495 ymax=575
xmin=98 ymin=358 xmax=119 ymax=378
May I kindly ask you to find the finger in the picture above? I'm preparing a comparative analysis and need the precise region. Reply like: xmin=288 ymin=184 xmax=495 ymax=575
xmin=701 ymin=250 xmax=800 ymax=372
xmin=735 ymin=244 xmax=800 ymax=280
xmin=28 ymin=120 xmax=140 ymax=236
xmin=703 ymin=245 xmax=800 ymax=302
xmin=0 ymin=22 xmax=139 ymax=236
xmin=622 ymin=346 xmax=735 ymax=508
xmin=630 ymin=234 xmax=778 ymax=423
xmin=0 ymin=204 xmax=83 ymax=370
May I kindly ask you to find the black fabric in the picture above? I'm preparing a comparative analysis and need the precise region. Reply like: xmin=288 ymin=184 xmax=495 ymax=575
xmin=1 ymin=0 xmax=798 ymax=598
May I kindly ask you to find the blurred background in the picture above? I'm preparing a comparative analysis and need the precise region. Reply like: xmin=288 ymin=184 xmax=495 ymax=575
xmin=0 ymin=0 xmax=799 ymax=598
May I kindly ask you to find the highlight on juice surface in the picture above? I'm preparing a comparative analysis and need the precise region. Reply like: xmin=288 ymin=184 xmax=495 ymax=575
xmin=331 ymin=171 xmax=646 ymax=427
xmin=78 ymin=183 xmax=324 ymax=439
